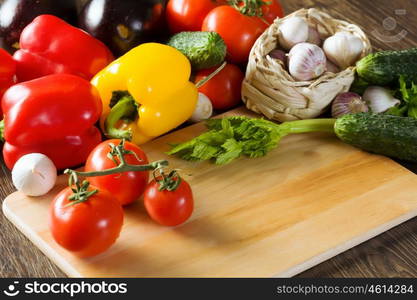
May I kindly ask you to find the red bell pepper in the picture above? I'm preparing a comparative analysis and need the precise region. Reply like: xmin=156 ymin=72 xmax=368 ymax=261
xmin=3 ymin=127 xmax=102 ymax=171
xmin=13 ymin=15 xmax=114 ymax=82
xmin=1 ymin=74 xmax=103 ymax=170
xmin=0 ymin=49 xmax=16 ymax=117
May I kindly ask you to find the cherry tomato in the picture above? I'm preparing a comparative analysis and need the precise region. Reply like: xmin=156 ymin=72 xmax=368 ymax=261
xmin=49 ymin=187 xmax=124 ymax=257
xmin=144 ymin=177 xmax=194 ymax=226
xmin=202 ymin=5 xmax=268 ymax=64
xmin=84 ymin=139 xmax=150 ymax=206
xmin=166 ymin=0 xmax=220 ymax=33
xmin=195 ymin=63 xmax=244 ymax=110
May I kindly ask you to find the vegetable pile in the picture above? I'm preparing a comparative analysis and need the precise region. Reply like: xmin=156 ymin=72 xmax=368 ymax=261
xmin=0 ymin=0 xmax=286 ymax=258
xmin=48 ymin=140 xmax=194 ymax=257
xmin=2 ymin=0 xmax=417 ymax=259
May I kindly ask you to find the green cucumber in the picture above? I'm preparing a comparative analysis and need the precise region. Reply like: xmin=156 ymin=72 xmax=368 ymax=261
xmin=335 ymin=113 xmax=417 ymax=161
xmin=167 ymin=31 xmax=226 ymax=70
xmin=356 ymin=48 xmax=417 ymax=85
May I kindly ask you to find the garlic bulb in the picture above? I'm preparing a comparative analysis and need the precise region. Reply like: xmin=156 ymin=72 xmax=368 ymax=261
xmin=288 ymin=43 xmax=326 ymax=81
xmin=189 ymin=93 xmax=213 ymax=123
xmin=326 ymin=59 xmax=340 ymax=73
xmin=278 ymin=17 xmax=309 ymax=50
xmin=331 ymin=92 xmax=368 ymax=118
xmin=12 ymin=153 xmax=57 ymax=196
xmin=323 ymin=32 xmax=364 ymax=69
xmin=307 ymin=26 xmax=321 ymax=46
xmin=363 ymin=86 xmax=401 ymax=113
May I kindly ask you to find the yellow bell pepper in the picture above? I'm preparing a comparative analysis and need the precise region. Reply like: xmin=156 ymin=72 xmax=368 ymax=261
xmin=91 ymin=43 xmax=198 ymax=145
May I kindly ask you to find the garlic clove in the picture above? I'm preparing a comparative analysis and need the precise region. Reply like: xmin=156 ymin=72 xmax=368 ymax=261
xmin=278 ymin=17 xmax=309 ymax=50
xmin=268 ymin=49 xmax=287 ymax=66
xmin=323 ymin=32 xmax=364 ymax=69
xmin=326 ymin=59 xmax=340 ymax=73
xmin=288 ymin=42 xmax=326 ymax=81
xmin=307 ymin=26 xmax=321 ymax=46
xmin=189 ymin=93 xmax=213 ymax=123
xmin=12 ymin=153 xmax=57 ymax=196
xmin=363 ymin=86 xmax=401 ymax=113
xmin=332 ymin=92 xmax=369 ymax=118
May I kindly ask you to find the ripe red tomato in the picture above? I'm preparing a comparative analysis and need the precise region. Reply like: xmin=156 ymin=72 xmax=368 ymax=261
xmin=202 ymin=5 xmax=268 ymax=64
xmin=49 ymin=187 xmax=124 ymax=257
xmin=262 ymin=0 xmax=284 ymax=24
xmin=144 ymin=177 xmax=194 ymax=227
xmin=195 ymin=63 xmax=244 ymax=110
xmin=84 ymin=139 xmax=150 ymax=206
xmin=166 ymin=0 xmax=220 ymax=33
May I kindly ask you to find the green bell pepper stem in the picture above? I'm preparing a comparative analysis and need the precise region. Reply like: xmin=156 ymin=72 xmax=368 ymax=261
xmin=105 ymin=96 xmax=138 ymax=141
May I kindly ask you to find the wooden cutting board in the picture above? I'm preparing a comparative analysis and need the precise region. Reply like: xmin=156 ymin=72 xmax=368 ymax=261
xmin=3 ymin=107 xmax=417 ymax=277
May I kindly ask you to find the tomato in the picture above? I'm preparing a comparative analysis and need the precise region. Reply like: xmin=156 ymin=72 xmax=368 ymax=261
xmin=166 ymin=0 xmax=220 ymax=33
xmin=166 ymin=0 xmax=282 ymax=35
xmin=144 ymin=177 xmax=194 ymax=226
xmin=49 ymin=187 xmax=124 ymax=257
xmin=202 ymin=5 xmax=268 ymax=64
xmin=195 ymin=63 xmax=244 ymax=110
xmin=84 ymin=139 xmax=150 ymax=206
xmin=261 ymin=0 xmax=284 ymax=24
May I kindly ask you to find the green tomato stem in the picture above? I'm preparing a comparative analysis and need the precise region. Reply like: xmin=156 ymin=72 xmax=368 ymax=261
xmin=68 ymin=160 xmax=168 ymax=178
xmin=153 ymin=169 xmax=182 ymax=192
xmin=228 ymin=0 xmax=269 ymax=17
xmin=64 ymin=140 xmax=170 ymax=205
xmin=66 ymin=140 xmax=168 ymax=178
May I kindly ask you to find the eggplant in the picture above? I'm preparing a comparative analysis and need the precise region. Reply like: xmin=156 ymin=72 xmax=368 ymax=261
xmin=0 ymin=0 xmax=78 ymax=53
xmin=78 ymin=0 xmax=168 ymax=57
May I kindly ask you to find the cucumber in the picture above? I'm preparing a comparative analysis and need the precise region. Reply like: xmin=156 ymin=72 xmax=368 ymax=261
xmin=335 ymin=113 xmax=417 ymax=162
xmin=356 ymin=48 xmax=417 ymax=85
xmin=167 ymin=32 xmax=226 ymax=70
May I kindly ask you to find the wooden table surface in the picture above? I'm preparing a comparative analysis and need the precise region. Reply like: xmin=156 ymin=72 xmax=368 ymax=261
xmin=1 ymin=0 xmax=416 ymax=278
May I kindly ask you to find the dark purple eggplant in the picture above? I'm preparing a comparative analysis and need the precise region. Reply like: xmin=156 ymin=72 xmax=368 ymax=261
xmin=0 ymin=0 xmax=78 ymax=53
xmin=78 ymin=0 xmax=168 ymax=57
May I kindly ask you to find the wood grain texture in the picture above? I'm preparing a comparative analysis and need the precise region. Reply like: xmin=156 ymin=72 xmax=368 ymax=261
xmin=0 ymin=156 xmax=64 ymax=277
xmin=3 ymin=107 xmax=417 ymax=277
xmin=0 ymin=0 xmax=416 ymax=278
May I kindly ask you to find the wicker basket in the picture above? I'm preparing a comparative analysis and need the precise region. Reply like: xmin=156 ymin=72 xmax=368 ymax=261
xmin=242 ymin=8 xmax=372 ymax=122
